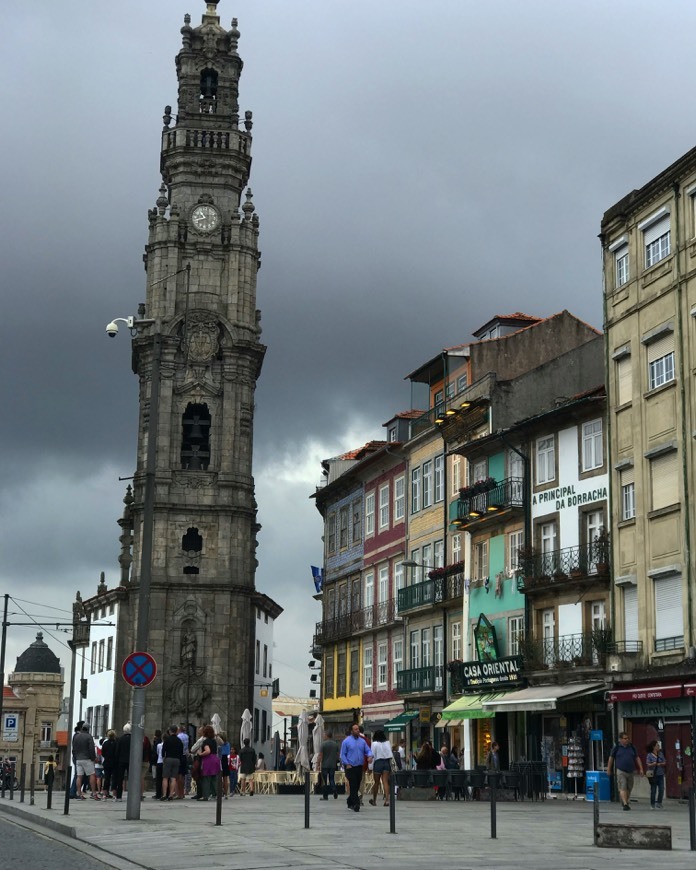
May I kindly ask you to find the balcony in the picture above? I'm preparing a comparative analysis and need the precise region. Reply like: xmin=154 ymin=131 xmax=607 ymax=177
xmin=521 ymin=630 xmax=613 ymax=670
xmin=314 ymin=601 xmax=397 ymax=646
xmin=398 ymin=572 xmax=464 ymax=614
xmin=454 ymin=477 xmax=524 ymax=529
xmin=397 ymin=665 xmax=444 ymax=695
xmin=516 ymin=541 xmax=610 ymax=593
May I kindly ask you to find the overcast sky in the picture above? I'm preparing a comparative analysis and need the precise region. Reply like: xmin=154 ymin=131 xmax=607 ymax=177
xmin=2 ymin=0 xmax=695 ymax=713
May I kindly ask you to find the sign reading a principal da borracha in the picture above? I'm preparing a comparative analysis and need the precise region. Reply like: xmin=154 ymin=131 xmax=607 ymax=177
xmin=460 ymin=655 xmax=524 ymax=690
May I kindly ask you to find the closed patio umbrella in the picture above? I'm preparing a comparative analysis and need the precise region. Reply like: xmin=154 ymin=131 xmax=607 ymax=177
xmin=312 ymin=714 xmax=324 ymax=771
xmin=295 ymin=710 xmax=310 ymax=772
xmin=240 ymin=708 xmax=253 ymax=746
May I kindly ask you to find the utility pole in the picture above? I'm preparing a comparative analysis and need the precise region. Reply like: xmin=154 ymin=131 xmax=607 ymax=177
xmin=0 ymin=594 xmax=8 ymax=741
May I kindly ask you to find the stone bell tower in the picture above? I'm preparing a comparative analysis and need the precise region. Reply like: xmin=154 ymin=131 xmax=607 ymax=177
xmin=113 ymin=1 xmax=265 ymax=734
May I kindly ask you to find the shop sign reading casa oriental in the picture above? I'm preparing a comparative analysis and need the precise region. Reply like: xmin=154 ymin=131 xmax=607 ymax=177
xmin=460 ymin=655 xmax=524 ymax=690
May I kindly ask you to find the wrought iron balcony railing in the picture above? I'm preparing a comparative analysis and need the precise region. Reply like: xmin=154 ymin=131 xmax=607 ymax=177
xmin=521 ymin=630 xmax=612 ymax=670
xmin=455 ymin=477 xmax=524 ymax=528
xmin=397 ymin=573 xmax=464 ymax=613
xmin=315 ymin=600 xmax=397 ymax=645
xmin=396 ymin=665 xmax=444 ymax=695
xmin=516 ymin=541 xmax=610 ymax=592
xmin=655 ymin=635 xmax=684 ymax=653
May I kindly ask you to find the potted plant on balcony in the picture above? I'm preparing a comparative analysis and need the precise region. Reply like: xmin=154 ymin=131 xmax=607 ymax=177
xmin=594 ymin=527 xmax=610 ymax=576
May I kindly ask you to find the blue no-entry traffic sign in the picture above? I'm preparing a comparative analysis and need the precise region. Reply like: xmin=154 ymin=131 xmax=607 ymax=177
xmin=122 ymin=651 xmax=157 ymax=687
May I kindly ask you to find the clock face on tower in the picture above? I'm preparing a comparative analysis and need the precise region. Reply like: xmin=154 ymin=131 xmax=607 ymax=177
xmin=191 ymin=204 xmax=220 ymax=233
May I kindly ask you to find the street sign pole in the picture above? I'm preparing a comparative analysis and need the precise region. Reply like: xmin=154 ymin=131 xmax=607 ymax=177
xmin=122 ymin=651 xmax=157 ymax=821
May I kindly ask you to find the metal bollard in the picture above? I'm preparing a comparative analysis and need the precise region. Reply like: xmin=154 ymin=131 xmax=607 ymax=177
xmin=19 ymin=763 xmax=26 ymax=803
xmin=215 ymin=770 xmax=222 ymax=826
xmin=593 ymin=786 xmax=599 ymax=845
xmin=63 ymin=764 xmax=72 ymax=816
xmin=304 ymin=769 xmax=310 ymax=829
xmin=689 ymin=783 xmax=696 ymax=851
xmin=30 ymin=763 xmax=35 ymax=806
xmin=9 ymin=768 xmax=14 ymax=801
xmin=489 ymin=772 xmax=497 ymax=839
xmin=389 ymin=770 xmax=396 ymax=834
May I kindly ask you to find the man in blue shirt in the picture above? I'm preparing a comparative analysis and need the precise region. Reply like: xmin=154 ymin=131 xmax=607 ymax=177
xmin=340 ymin=724 xmax=373 ymax=812
xmin=606 ymin=732 xmax=644 ymax=810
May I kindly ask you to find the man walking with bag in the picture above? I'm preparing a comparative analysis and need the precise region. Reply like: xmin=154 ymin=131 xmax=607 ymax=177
xmin=606 ymin=731 xmax=644 ymax=810
xmin=340 ymin=723 xmax=373 ymax=813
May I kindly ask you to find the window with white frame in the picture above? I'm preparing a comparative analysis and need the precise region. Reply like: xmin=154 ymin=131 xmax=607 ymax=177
xmin=650 ymin=450 xmax=678 ymax=510
xmin=614 ymin=243 xmax=629 ymax=287
xmin=540 ymin=522 xmax=557 ymax=554
xmin=377 ymin=642 xmax=388 ymax=687
xmin=434 ymin=625 xmax=443 ymax=689
xmin=446 ymin=382 xmax=455 ymax=399
xmin=451 ymin=621 xmax=461 ymax=660
xmin=379 ymin=484 xmax=390 ymax=530
xmin=422 ymin=460 xmax=433 ymax=508
xmin=451 ymin=533 xmax=461 ymax=564
xmin=451 ymin=456 xmax=462 ymax=494
xmin=434 ymin=389 xmax=444 ymax=415
xmin=410 ymin=548 xmax=421 ymax=582
xmin=392 ymin=638 xmax=403 ymax=685
xmin=364 ymin=571 xmax=374 ymax=608
xmin=327 ymin=513 xmax=336 ymax=553
xmin=40 ymin=722 xmax=52 ymax=744
xmin=508 ymin=529 xmax=524 ymax=572
xmin=410 ymin=630 xmax=420 ymax=668
xmin=457 ymin=372 xmax=468 ymax=393
xmin=378 ymin=565 xmax=389 ymax=603
xmin=365 ymin=492 xmax=375 ymax=536
xmin=394 ymin=561 xmax=404 ymax=596
xmin=433 ymin=539 xmax=444 ymax=569
xmin=98 ymin=639 xmax=105 ymax=672
xmin=394 ymin=476 xmax=405 ymax=521
xmin=621 ymin=467 xmax=635 ymax=520
xmin=642 ymin=211 xmax=671 ymax=268
xmin=339 ymin=506 xmax=349 ymax=548
xmin=582 ymin=419 xmax=603 ymax=471
xmin=90 ymin=641 xmax=97 ymax=674
xmin=421 ymin=628 xmax=431 ymax=667
xmin=422 ymin=543 xmax=433 ymax=574
xmin=352 ymin=499 xmax=361 ymax=544
xmin=473 ymin=540 xmax=488 ymax=581
xmin=508 ymin=615 xmax=523 ymax=656
xmin=472 ymin=458 xmax=487 ymax=483
xmin=647 ymin=332 xmax=675 ymax=391
xmin=411 ymin=467 xmax=421 ymax=513
xmin=434 ymin=455 xmax=444 ymax=503
xmin=536 ymin=435 xmax=555 ymax=484
xmin=388 ymin=426 xmax=397 ymax=442
xmin=363 ymin=645 xmax=373 ymax=690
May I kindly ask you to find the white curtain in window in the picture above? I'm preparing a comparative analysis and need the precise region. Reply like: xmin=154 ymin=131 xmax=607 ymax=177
xmin=623 ymin=585 xmax=638 ymax=642
xmin=654 ymin=574 xmax=683 ymax=641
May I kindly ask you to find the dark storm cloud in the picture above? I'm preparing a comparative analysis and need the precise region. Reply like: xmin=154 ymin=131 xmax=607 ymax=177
xmin=3 ymin=0 xmax=696 ymax=689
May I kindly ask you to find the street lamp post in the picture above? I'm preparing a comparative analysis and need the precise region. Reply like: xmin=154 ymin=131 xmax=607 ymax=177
xmin=107 ymin=264 xmax=189 ymax=821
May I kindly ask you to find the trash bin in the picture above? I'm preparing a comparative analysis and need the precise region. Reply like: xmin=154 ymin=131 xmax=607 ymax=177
xmin=585 ymin=771 xmax=610 ymax=801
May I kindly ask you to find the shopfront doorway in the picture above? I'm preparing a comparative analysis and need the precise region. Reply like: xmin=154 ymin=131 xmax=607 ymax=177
xmin=631 ymin=719 xmax=693 ymax=799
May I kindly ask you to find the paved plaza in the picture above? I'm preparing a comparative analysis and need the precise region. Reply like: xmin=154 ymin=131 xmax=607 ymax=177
xmin=1 ymin=791 xmax=695 ymax=870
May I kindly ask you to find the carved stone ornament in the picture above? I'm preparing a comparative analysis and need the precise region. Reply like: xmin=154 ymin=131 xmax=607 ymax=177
xmin=186 ymin=313 xmax=220 ymax=362
xmin=173 ymin=472 xmax=216 ymax=488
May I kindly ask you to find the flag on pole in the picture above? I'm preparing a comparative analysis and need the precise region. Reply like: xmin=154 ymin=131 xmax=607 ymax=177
xmin=311 ymin=565 xmax=323 ymax=593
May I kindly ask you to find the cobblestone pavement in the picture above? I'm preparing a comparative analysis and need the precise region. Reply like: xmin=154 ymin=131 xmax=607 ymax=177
xmin=0 ymin=791 xmax=694 ymax=870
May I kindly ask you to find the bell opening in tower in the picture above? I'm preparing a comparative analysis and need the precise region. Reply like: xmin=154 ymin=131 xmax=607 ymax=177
xmin=181 ymin=403 xmax=211 ymax=470
xmin=200 ymin=68 xmax=218 ymax=114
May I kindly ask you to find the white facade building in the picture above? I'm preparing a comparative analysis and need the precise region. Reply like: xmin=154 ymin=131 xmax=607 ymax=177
xmin=251 ymin=593 xmax=283 ymax=758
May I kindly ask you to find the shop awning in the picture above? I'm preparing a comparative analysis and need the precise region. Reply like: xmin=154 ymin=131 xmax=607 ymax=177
xmin=482 ymin=682 xmax=604 ymax=713
xmin=441 ymin=693 xmax=510 ymax=720
xmin=436 ymin=717 xmax=463 ymax=728
xmin=606 ymin=683 xmax=683 ymax=703
xmin=384 ymin=710 xmax=419 ymax=731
